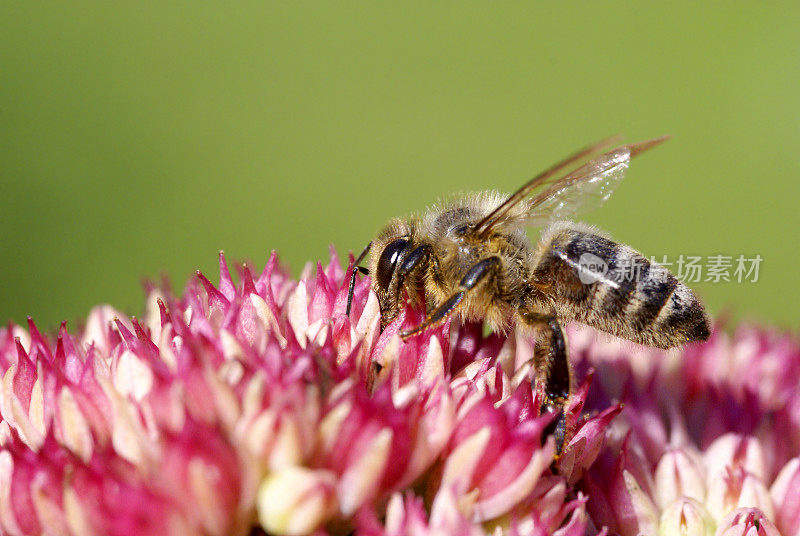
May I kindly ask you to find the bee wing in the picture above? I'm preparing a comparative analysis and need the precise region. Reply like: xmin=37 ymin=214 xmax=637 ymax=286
xmin=524 ymin=146 xmax=630 ymax=227
xmin=471 ymin=136 xmax=621 ymax=237
xmin=526 ymin=136 xmax=669 ymax=226
xmin=473 ymin=136 xmax=669 ymax=236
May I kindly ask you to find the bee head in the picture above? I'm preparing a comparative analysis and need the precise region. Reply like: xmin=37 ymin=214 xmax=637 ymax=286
xmin=368 ymin=219 xmax=417 ymax=326
xmin=375 ymin=237 xmax=411 ymax=292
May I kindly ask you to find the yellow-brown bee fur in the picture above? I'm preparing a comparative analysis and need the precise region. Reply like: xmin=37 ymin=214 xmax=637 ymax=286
xmin=369 ymin=191 xmax=534 ymax=333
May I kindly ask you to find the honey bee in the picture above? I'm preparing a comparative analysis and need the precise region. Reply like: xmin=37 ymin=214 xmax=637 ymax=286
xmin=346 ymin=136 xmax=710 ymax=451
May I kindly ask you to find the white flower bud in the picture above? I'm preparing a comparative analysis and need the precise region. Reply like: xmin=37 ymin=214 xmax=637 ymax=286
xmin=658 ymin=498 xmax=714 ymax=536
xmin=257 ymin=465 xmax=337 ymax=536
xmin=654 ymin=447 xmax=706 ymax=509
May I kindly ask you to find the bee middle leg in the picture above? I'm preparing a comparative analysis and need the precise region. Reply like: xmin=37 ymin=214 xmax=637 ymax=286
xmin=518 ymin=310 xmax=571 ymax=454
xmin=400 ymin=256 xmax=502 ymax=338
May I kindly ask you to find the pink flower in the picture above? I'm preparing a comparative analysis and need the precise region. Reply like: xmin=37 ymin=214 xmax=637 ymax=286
xmin=716 ymin=508 xmax=781 ymax=536
xmin=9 ymin=248 xmax=795 ymax=535
xmin=570 ymin=324 xmax=800 ymax=535
xmin=0 ymin=250 xmax=615 ymax=535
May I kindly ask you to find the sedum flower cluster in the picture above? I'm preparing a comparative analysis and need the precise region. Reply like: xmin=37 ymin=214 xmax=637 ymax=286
xmin=569 ymin=322 xmax=800 ymax=535
xmin=0 ymin=250 xmax=797 ymax=535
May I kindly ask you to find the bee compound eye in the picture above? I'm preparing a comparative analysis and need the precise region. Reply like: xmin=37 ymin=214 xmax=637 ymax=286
xmin=375 ymin=238 xmax=410 ymax=290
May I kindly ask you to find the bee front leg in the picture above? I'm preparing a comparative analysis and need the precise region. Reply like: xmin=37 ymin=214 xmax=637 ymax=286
xmin=518 ymin=310 xmax=571 ymax=454
xmin=375 ymin=243 xmax=434 ymax=328
xmin=400 ymin=256 xmax=502 ymax=338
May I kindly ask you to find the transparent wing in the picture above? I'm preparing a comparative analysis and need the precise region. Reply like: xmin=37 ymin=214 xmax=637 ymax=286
xmin=473 ymin=136 xmax=669 ymax=235
xmin=471 ymin=136 xmax=621 ymax=237
xmin=525 ymin=146 xmax=631 ymax=227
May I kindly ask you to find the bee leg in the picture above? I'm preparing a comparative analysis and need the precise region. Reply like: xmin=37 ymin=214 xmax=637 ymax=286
xmin=401 ymin=256 xmax=502 ymax=338
xmin=345 ymin=242 xmax=372 ymax=316
xmin=372 ymin=243 xmax=435 ymax=328
xmin=394 ymin=244 xmax=433 ymax=292
xmin=518 ymin=311 xmax=571 ymax=454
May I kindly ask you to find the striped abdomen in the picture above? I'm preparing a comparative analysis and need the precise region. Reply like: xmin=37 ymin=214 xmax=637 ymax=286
xmin=530 ymin=222 xmax=710 ymax=349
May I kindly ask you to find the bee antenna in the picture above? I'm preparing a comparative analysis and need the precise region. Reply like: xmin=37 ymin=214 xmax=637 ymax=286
xmin=345 ymin=242 xmax=372 ymax=316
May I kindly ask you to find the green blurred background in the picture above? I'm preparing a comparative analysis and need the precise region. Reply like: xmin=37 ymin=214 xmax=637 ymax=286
xmin=2 ymin=3 xmax=798 ymax=330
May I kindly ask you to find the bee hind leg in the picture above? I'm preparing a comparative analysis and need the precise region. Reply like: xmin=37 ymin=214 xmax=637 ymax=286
xmin=518 ymin=310 xmax=572 ymax=454
xmin=400 ymin=256 xmax=502 ymax=338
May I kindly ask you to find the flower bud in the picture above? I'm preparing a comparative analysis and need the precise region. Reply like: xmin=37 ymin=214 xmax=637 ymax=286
xmin=658 ymin=498 xmax=714 ymax=536
xmin=706 ymin=467 xmax=774 ymax=524
xmin=612 ymin=469 xmax=659 ymax=536
xmin=654 ymin=447 xmax=706 ymax=509
xmin=770 ymin=457 xmax=800 ymax=536
xmin=257 ymin=465 xmax=337 ymax=536
xmin=703 ymin=433 xmax=768 ymax=483
xmin=714 ymin=507 xmax=781 ymax=536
